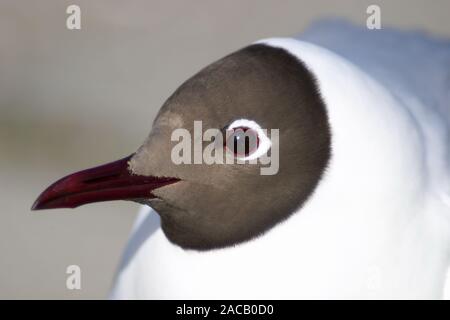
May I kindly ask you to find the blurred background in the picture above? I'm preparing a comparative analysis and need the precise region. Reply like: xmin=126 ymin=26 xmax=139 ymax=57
xmin=1 ymin=0 xmax=449 ymax=299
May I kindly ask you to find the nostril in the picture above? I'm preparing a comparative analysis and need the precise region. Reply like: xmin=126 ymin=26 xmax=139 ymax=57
xmin=84 ymin=173 xmax=121 ymax=184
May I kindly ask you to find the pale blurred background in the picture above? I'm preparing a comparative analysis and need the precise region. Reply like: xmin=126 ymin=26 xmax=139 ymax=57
xmin=1 ymin=0 xmax=449 ymax=299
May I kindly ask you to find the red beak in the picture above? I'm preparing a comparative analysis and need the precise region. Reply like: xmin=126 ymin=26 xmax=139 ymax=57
xmin=31 ymin=154 xmax=179 ymax=210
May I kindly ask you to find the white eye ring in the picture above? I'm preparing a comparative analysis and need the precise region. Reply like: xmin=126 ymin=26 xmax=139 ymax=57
xmin=227 ymin=119 xmax=271 ymax=161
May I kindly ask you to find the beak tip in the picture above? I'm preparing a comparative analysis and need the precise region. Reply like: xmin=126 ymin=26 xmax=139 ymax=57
xmin=31 ymin=197 xmax=47 ymax=211
xmin=31 ymin=192 xmax=63 ymax=211
xmin=31 ymin=195 xmax=75 ymax=211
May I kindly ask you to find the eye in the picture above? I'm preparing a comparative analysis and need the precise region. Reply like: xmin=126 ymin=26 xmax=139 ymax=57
xmin=223 ymin=119 xmax=272 ymax=160
xmin=225 ymin=126 xmax=259 ymax=157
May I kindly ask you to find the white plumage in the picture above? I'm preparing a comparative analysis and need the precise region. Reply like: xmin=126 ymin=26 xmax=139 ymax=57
xmin=111 ymin=21 xmax=450 ymax=299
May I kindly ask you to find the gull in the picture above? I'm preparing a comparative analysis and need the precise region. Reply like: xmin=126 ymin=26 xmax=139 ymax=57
xmin=33 ymin=21 xmax=450 ymax=299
